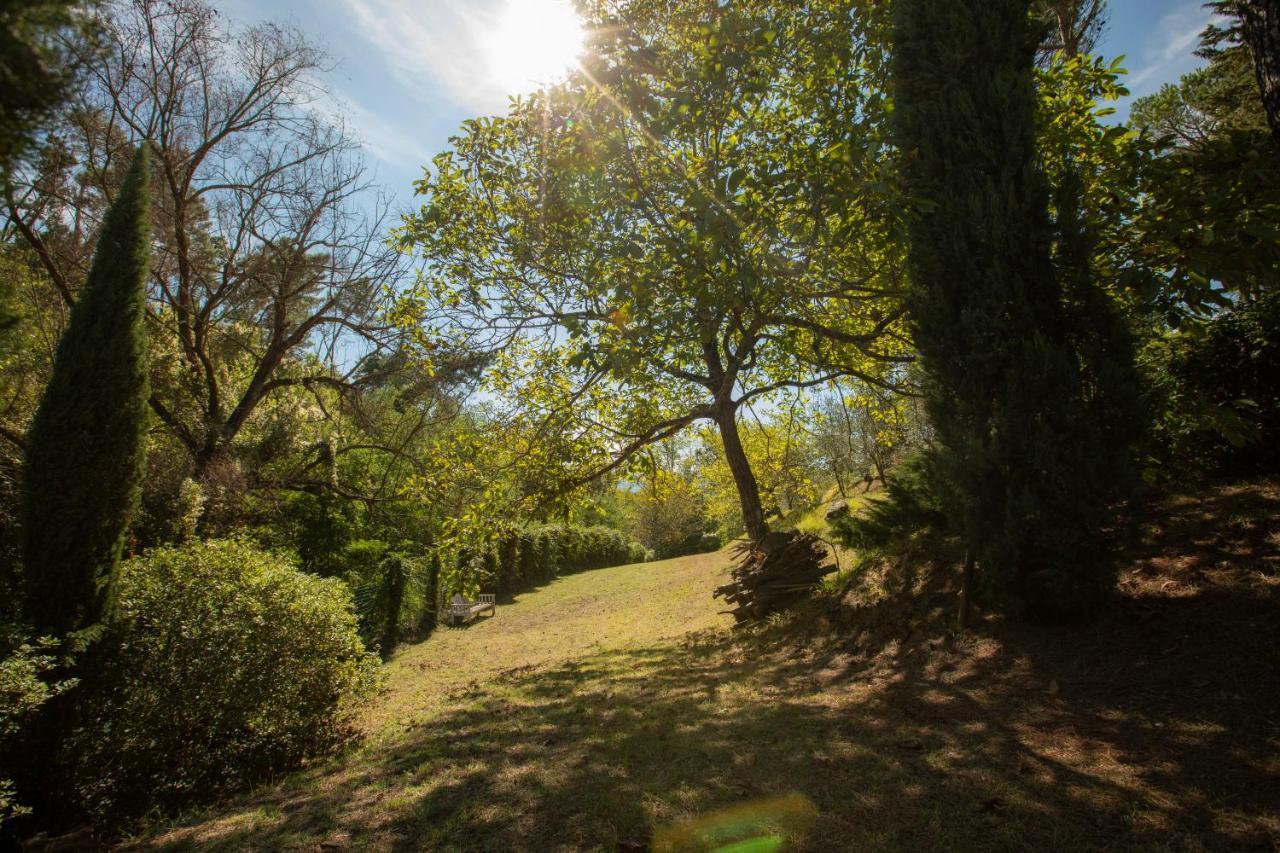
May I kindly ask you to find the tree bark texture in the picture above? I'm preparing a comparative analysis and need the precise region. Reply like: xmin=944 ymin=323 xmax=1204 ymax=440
xmin=714 ymin=405 xmax=769 ymax=541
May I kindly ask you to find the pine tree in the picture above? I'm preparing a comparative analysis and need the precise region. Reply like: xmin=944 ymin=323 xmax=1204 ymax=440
xmin=0 ymin=0 xmax=85 ymax=176
xmin=892 ymin=0 xmax=1117 ymax=617
xmin=22 ymin=145 xmax=152 ymax=636
xmin=1228 ymin=0 xmax=1280 ymax=147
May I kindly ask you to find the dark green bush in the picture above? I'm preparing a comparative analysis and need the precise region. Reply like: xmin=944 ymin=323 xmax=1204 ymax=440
xmin=439 ymin=545 xmax=476 ymax=600
xmin=655 ymin=529 xmax=721 ymax=560
xmin=480 ymin=542 xmax=500 ymax=587
xmin=68 ymin=539 xmax=380 ymax=824
xmin=516 ymin=531 xmax=537 ymax=586
xmin=370 ymin=554 xmax=406 ymax=660
xmin=0 ymin=635 xmax=74 ymax=831
xmin=551 ymin=525 xmax=582 ymax=572
xmin=282 ymin=492 xmax=359 ymax=578
xmin=340 ymin=539 xmax=392 ymax=584
xmin=496 ymin=530 xmax=521 ymax=590
xmin=0 ymin=460 xmax=22 ymax=626
xmin=1142 ymin=292 xmax=1280 ymax=478
xmin=420 ymin=552 xmax=442 ymax=635
xmin=539 ymin=529 xmax=561 ymax=580
xmin=354 ymin=552 xmax=440 ymax=656
xmin=632 ymin=540 xmax=658 ymax=563
xmin=835 ymin=452 xmax=948 ymax=554
xmin=134 ymin=449 xmax=204 ymax=549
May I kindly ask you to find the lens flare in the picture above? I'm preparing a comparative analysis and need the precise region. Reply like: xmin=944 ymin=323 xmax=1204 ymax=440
xmin=486 ymin=0 xmax=585 ymax=94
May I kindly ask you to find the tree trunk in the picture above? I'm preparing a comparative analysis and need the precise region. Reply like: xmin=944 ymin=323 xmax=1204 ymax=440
xmin=1241 ymin=0 xmax=1280 ymax=148
xmin=193 ymin=434 xmax=224 ymax=482
xmin=714 ymin=405 xmax=769 ymax=541
xmin=959 ymin=550 xmax=975 ymax=630
xmin=872 ymin=453 xmax=889 ymax=489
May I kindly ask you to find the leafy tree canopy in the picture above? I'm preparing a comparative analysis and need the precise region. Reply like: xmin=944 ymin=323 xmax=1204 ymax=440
xmin=1129 ymin=9 xmax=1280 ymax=309
xmin=399 ymin=0 xmax=910 ymax=537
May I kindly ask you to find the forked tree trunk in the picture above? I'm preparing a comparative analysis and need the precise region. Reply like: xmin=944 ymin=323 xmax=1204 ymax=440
xmin=714 ymin=405 xmax=769 ymax=541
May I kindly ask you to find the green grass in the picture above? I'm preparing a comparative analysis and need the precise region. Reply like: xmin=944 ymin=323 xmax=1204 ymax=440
xmin=365 ymin=549 xmax=734 ymax=735
xmin=125 ymin=484 xmax=1280 ymax=852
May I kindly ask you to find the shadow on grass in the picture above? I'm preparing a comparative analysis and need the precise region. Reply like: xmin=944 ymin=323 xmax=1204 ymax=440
xmin=137 ymin=483 xmax=1280 ymax=852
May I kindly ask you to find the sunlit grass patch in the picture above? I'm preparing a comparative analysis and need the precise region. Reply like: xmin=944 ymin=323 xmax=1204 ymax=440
xmin=129 ymin=480 xmax=1280 ymax=853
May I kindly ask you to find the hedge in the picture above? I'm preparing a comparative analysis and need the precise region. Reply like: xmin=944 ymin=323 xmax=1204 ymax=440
xmin=351 ymin=552 xmax=441 ymax=659
xmin=354 ymin=525 xmax=649 ymax=655
xmin=440 ymin=524 xmax=650 ymax=602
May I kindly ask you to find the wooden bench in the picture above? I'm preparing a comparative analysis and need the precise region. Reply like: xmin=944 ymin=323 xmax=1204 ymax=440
xmin=449 ymin=593 xmax=496 ymax=625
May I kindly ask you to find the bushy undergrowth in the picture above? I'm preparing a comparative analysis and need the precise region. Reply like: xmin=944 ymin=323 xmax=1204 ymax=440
xmin=834 ymin=452 xmax=947 ymax=556
xmin=0 ymin=635 xmax=74 ymax=831
xmin=1142 ymin=291 xmax=1280 ymax=479
xmin=68 ymin=539 xmax=380 ymax=825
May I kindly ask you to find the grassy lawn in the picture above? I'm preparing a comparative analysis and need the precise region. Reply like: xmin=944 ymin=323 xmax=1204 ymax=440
xmin=364 ymin=549 xmax=735 ymax=736
xmin=126 ymin=482 xmax=1280 ymax=852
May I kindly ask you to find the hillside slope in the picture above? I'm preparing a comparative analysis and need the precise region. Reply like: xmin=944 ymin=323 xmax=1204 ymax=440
xmin=366 ymin=549 xmax=734 ymax=734
xmin=129 ymin=481 xmax=1279 ymax=852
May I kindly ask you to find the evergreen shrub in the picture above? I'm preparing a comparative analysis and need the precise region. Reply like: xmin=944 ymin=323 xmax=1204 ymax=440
xmin=68 ymin=539 xmax=379 ymax=822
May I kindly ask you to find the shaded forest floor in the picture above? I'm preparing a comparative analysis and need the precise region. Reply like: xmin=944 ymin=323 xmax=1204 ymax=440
xmin=126 ymin=479 xmax=1280 ymax=852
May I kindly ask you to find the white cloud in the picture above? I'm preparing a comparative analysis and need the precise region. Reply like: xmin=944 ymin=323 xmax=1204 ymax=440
xmin=337 ymin=0 xmax=516 ymax=116
xmin=340 ymin=97 xmax=435 ymax=172
xmin=1126 ymin=1 xmax=1229 ymax=96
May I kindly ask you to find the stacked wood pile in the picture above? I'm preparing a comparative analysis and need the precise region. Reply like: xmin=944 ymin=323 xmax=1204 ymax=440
xmin=714 ymin=530 xmax=832 ymax=624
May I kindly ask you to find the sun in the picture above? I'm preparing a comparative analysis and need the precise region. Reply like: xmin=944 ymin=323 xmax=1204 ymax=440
xmin=486 ymin=0 xmax=586 ymax=94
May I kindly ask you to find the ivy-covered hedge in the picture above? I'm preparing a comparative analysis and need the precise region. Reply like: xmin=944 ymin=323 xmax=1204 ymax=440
xmin=442 ymin=524 xmax=650 ymax=601
xmin=348 ymin=552 xmax=440 ymax=659
xmin=350 ymin=550 xmax=445 ymax=655
xmin=347 ymin=525 xmax=649 ymax=656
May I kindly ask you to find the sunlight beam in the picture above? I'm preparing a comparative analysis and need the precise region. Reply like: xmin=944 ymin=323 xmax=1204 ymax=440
xmin=485 ymin=0 xmax=586 ymax=94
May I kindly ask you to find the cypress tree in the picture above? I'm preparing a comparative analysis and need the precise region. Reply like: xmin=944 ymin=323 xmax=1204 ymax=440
xmin=23 ymin=145 xmax=152 ymax=636
xmin=376 ymin=554 xmax=406 ymax=660
xmin=419 ymin=550 xmax=441 ymax=635
xmin=1052 ymin=168 xmax=1145 ymax=510
xmin=892 ymin=0 xmax=1117 ymax=617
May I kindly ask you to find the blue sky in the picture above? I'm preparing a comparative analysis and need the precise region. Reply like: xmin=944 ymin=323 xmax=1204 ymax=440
xmin=210 ymin=0 xmax=1224 ymax=206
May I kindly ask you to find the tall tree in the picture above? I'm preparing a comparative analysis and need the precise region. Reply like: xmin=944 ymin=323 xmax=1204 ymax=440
xmin=4 ymin=0 xmax=411 ymax=491
xmin=1226 ymin=0 xmax=1280 ymax=146
xmin=401 ymin=0 xmax=908 ymax=542
xmin=893 ymin=0 xmax=1118 ymax=617
xmin=1035 ymin=0 xmax=1107 ymax=60
xmin=0 ymin=0 xmax=90 ymax=177
xmin=1130 ymin=7 xmax=1279 ymax=306
xmin=22 ymin=146 xmax=150 ymax=636
xmin=0 ymin=0 xmax=92 ymax=346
